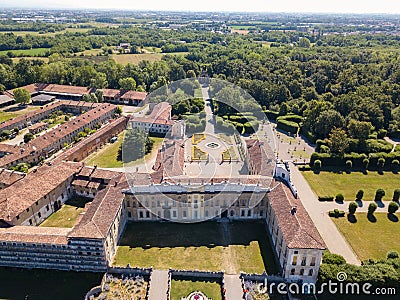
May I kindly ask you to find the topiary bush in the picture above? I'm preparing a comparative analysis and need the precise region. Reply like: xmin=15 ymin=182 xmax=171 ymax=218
xmin=368 ymin=202 xmax=378 ymax=215
xmin=387 ymin=251 xmax=399 ymax=259
xmin=393 ymin=189 xmax=400 ymax=202
xmin=349 ymin=201 xmax=358 ymax=214
xmin=335 ymin=193 xmax=344 ymax=202
xmin=375 ymin=189 xmax=385 ymax=201
xmin=356 ymin=189 xmax=364 ymax=201
xmin=314 ymin=159 xmax=322 ymax=170
xmin=346 ymin=160 xmax=352 ymax=169
xmin=392 ymin=159 xmax=399 ymax=169
xmin=377 ymin=157 xmax=385 ymax=169
xmin=363 ymin=158 xmax=369 ymax=169
xmin=388 ymin=201 xmax=399 ymax=214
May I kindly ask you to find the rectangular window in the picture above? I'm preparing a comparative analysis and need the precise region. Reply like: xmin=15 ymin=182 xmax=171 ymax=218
xmin=146 ymin=211 xmax=150 ymax=218
xmin=139 ymin=211 xmax=143 ymax=218
xmin=173 ymin=211 xmax=177 ymax=218
xmin=183 ymin=211 xmax=187 ymax=218
xmin=309 ymin=269 xmax=314 ymax=276
xmin=128 ymin=212 xmax=132 ymax=218
xmin=292 ymin=255 xmax=298 ymax=266
xmin=300 ymin=269 xmax=304 ymax=276
xmin=301 ymin=257 xmax=307 ymax=266
xmin=310 ymin=257 xmax=316 ymax=266
xmin=241 ymin=210 xmax=245 ymax=217
xmin=290 ymin=269 xmax=295 ymax=275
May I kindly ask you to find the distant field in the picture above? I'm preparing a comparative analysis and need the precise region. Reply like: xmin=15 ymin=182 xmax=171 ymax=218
xmin=332 ymin=213 xmax=400 ymax=260
xmin=302 ymin=170 xmax=400 ymax=200
xmin=114 ymin=221 xmax=278 ymax=274
xmin=112 ymin=52 xmax=188 ymax=65
xmin=11 ymin=56 xmax=49 ymax=63
xmin=0 ymin=48 xmax=50 ymax=57
xmin=0 ymin=27 xmax=91 ymax=37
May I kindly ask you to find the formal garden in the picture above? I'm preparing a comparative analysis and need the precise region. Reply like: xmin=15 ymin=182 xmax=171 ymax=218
xmin=192 ymin=145 xmax=208 ymax=161
xmin=113 ymin=221 xmax=278 ymax=275
xmin=93 ymin=274 xmax=149 ymax=300
xmin=170 ymin=279 xmax=222 ymax=300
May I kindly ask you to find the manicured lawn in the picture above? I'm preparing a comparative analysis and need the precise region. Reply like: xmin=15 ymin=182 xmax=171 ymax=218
xmin=0 ymin=267 xmax=102 ymax=300
xmin=84 ymin=132 xmax=163 ymax=168
xmin=114 ymin=221 xmax=278 ymax=274
xmin=0 ymin=48 xmax=50 ymax=56
xmin=192 ymin=145 xmax=208 ymax=160
xmin=332 ymin=213 xmax=400 ymax=260
xmin=39 ymin=197 xmax=89 ymax=228
xmin=302 ymin=171 xmax=400 ymax=200
xmin=192 ymin=133 xmax=205 ymax=145
xmin=170 ymin=279 xmax=222 ymax=300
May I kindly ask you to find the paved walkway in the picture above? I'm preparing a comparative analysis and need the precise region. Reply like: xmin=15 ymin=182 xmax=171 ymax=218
xmin=289 ymin=163 xmax=361 ymax=265
xmin=224 ymin=274 xmax=243 ymax=300
xmin=148 ymin=269 xmax=169 ymax=300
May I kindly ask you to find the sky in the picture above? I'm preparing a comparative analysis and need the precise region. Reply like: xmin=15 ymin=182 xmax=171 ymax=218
xmin=1 ymin=0 xmax=400 ymax=14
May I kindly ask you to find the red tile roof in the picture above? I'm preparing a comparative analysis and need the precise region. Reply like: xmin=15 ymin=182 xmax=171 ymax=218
xmin=0 ymin=161 xmax=83 ymax=222
xmin=268 ymin=181 xmax=326 ymax=250
xmin=0 ymin=226 xmax=70 ymax=244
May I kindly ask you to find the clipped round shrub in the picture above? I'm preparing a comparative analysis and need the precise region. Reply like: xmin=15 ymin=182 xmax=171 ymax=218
xmin=314 ymin=159 xmax=322 ymax=170
xmin=377 ymin=157 xmax=385 ymax=169
xmin=392 ymin=189 xmax=400 ymax=202
xmin=375 ymin=189 xmax=385 ymax=201
xmin=356 ymin=189 xmax=364 ymax=201
xmin=368 ymin=202 xmax=378 ymax=215
xmin=392 ymin=159 xmax=399 ymax=168
xmin=362 ymin=158 xmax=369 ymax=169
xmin=387 ymin=251 xmax=399 ymax=259
xmin=388 ymin=201 xmax=399 ymax=214
xmin=335 ymin=193 xmax=344 ymax=202
xmin=348 ymin=201 xmax=358 ymax=214
xmin=346 ymin=160 xmax=353 ymax=169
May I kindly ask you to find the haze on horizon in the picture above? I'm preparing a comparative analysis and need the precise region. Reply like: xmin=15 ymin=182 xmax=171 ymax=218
xmin=1 ymin=0 xmax=400 ymax=14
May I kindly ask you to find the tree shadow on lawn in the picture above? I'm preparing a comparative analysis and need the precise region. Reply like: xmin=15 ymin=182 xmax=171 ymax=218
xmin=119 ymin=220 xmax=279 ymax=274
xmin=387 ymin=213 xmax=399 ymax=222
xmin=355 ymin=200 xmax=363 ymax=207
xmin=375 ymin=200 xmax=385 ymax=208
xmin=347 ymin=214 xmax=357 ymax=223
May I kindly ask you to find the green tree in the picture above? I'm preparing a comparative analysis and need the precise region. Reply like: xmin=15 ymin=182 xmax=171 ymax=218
xmin=347 ymin=120 xmax=373 ymax=143
xmin=13 ymin=88 xmax=31 ymax=105
xmin=298 ymin=37 xmax=311 ymax=48
xmin=23 ymin=133 xmax=34 ymax=143
xmin=119 ymin=77 xmax=137 ymax=91
xmin=314 ymin=110 xmax=345 ymax=138
xmin=328 ymin=128 xmax=349 ymax=156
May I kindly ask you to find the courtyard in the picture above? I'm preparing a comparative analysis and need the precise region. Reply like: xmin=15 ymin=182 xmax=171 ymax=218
xmin=114 ymin=221 xmax=278 ymax=274
xmin=332 ymin=212 xmax=400 ymax=260
xmin=39 ymin=196 xmax=90 ymax=228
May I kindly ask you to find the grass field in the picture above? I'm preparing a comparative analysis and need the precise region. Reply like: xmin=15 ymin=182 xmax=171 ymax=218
xmin=332 ymin=213 xmax=400 ymax=260
xmin=170 ymin=279 xmax=222 ymax=300
xmin=84 ymin=132 xmax=163 ymax=168
xmin=0 ymin=48 xmax=50 ymax=56
xmin=11 ymin=56 xmax=49 ymax=63
xmin=0 ymin=27 xmax=92 ymax=37
xmin=39 ymin=197 xmax=90 ymax=228
xmin=302 ymin=171 xmax=400 ymax=200
xmin=0 ymin=267 xmax=102 ymax=300
xmin=114 ymin=221 xmax=278 ymax=274
xmin=112 ymin=52 xmax=188 ymax=65
xmin=0 ymin=105 xmax=40 ymax=123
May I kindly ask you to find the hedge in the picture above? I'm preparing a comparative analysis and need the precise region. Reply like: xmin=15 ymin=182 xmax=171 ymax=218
xmin=277 ymin=119 xmax=299 ymax=134
xmin=300 ymin=127 xmax=316 ymax=143
xmin=277 ymin=114 xmax=303 ymax=124
xmin=264 ymin=110 xmax=279 ymax=120
xmin=319 ymin=196 xmax=334 ymax=201
xmin=310 ymin=152 xmax=400 ymax=170
xmin=329 ymin=209 xmax=345 ymax=218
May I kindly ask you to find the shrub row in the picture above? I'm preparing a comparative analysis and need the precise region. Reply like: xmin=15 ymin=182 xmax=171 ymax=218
xmin=318 ymin=196 xmax=334 ymax=202
xmin=328 ymin=209 xmax=345 ymax=218
xmin=310 ymin=152 xmax=400 ymax=170
xmin=277 ymin=119 xmax=299 ymax=134
xmin=276 ymin=114 xmax=303 ymax=124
